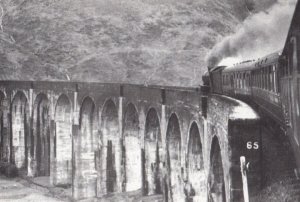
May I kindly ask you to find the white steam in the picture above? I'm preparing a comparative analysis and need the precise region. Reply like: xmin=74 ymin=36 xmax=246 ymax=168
xmin=205 ymin=0 xmax=297 ymax=67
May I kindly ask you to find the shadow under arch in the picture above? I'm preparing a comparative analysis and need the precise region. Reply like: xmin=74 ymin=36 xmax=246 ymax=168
xmin=186 ymin=121 xmax=206 ymax=201
xmin=76 ymin=96 xmax=98 ymax=199
xmin=143 ymin=107 xmax=162 ymax=195
xmin=11 ymin=91 xmax=30 ymax=170
xmin=100 ymin=99 xmax=119 ymax=193
xmin=123 ymin=103 xmax=141 ymax=192
xmin=54 ymin=94 xmax=72 ymax=186
xmin=208 ymin=136 xmax=226 ymax=202
xmin=166 ymin=113 xmax=182 ymax=202
xmin=33 ymin=93 xmax=50 ymax=176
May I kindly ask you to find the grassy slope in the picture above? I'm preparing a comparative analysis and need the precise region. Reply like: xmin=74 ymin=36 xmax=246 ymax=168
xmin=0 ymin=0 xmax=274 ymax=86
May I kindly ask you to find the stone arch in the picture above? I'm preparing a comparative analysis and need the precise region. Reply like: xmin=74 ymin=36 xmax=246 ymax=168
xmin=123 ymin=103 xmax=141 ymax=191
xmin=11 ymin=91 xmax=30 ymax=169
xmin=33 ymin=93 xmax=50 ymax=176
xmin=208 ymin=136 xmax=226 ymax=202
xmin=100 ymin=99 xmax=119 ymax=193
xmin=187 ymin=122 xmax=206 ymax=201
xmin=54 ymin=94 xmax=72 ymax=185
xmin=77 ymin=96 xmax=98 ymax=198
xmin=166 ymin=113 xmax=182 ymax=202
xmin=144 ymin=107 xmax=162 ymax=195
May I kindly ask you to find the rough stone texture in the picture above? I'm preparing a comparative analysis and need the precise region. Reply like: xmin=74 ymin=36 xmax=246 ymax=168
xmin=53 ymin=94 xmax=72 ymax=186
xmin=99 ymin=99 xmax=121 ymax=195
xmin=187 ymin=122 xmax=206 ymax=201
xmin=0 ymin=81 xmax=261 ymax=202
xmin=144 ymin=107 xmax=162 ymax=195
xmin=123 ymin=103 xmax=142 ymax=192
xmin=11 ymin=91 xmax=29 ymax=169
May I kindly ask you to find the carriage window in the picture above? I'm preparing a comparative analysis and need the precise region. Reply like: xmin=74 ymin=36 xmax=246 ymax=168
xmin=260 ymin=69 xmax=265 ymax=89
xmin=239 ymin=73 xmax=241 ymax=89
xmin=243 ymin=73 xmax=246 ymax=88
xmin=297 ymin=36 xmax=300 ymax=73
xmin=262 ymin=69 xmax=264 ymax=88
xmin=240 ymin=73 xmax=242 ymax=89
xmin=241 ymin=73 xmax=243 ymax=89
xmin=272 ymin=65 xmax=277 ymax=93
xmin=290 ymin=36 xmax=300 ymax=73
xmin=233 ymin=73 xmax=236 ymax=88
xmin=285 ymin=56 xmax=289 ymax=76
xmin=269 ymin=66 xmax=273 ymax=91
xmin=233 ymin=73 xmax=235 ymax=88
xmin=256 ymin=71 xmax=258 ymax=87
xmin=275 ymin=64 xmax=280 ymax=93
xmin=242 ymin=73 xmax=244 ymax=89
xmin=289 ymin=40 xmax=293 ymax=75
xmin=237 ymin=73 xmax=239 ymax=88
xmin=266 ymin=67 xmax=269 ymax=90
xmin=264 ymin=67 xmax=266 ymax=90
xmin=257 ymin=71 xmax=259 ymax=88
xmin=267 ymin=66 xmax=273 ymax=91
xmin=265 ymin=67 xmax=268 ymax=90
xmin=227 ymin=75 xmax=229 ymax=85
xmin=258 ymin=71 xmax=260 ymax=87
xmin=257 ymin=71 xmax=259 ymax=87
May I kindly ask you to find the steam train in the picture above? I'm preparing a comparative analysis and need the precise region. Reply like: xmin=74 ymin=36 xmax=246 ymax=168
xmin=203 ymin=48 xmax=300 ymax=171
xmin=203 ymin=0 xmax=300 ymax=172
xmin=204 ymin=51 xmax=284 ymax=125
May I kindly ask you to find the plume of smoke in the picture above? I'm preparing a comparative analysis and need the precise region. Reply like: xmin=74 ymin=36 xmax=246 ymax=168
xmin=205 ymin=0 xmax=297 ymax=67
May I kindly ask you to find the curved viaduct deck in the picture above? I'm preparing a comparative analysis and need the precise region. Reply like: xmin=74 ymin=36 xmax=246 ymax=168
xmin=0 ymin=80 xmax=261 ymax=202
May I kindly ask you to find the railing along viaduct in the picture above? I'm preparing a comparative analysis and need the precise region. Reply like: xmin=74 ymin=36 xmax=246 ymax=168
xmin=0 ymin=80 xmax=261 ymax=202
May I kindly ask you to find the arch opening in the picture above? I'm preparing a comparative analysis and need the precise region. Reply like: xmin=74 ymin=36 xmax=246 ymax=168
xmin=144 ymin=108 xmax=162 ymax=195
xmin=208 ymin=137 xmax=226 ymax=202
xmin=187 ymin=122 xmax=205 ymax=201
xmin=54 ymin=94 xmax=72 ymax=185
xmin=166 ymin=113 xmax=181 ymax=201
xmin=77 ymin=97 xmax=97 ymax=198
xmin=11 ymin=91 xmax=29 ymax=169
xmin=33 ymin=93 xmax=50 ymax=176
xmin=100 ymin=99 xmax=119 ymax=193
xmin=123 ymin=103 xmax=141 ymax=192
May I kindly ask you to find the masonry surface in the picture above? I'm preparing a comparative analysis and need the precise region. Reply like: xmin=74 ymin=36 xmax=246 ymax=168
xmin=0 ymin=81 xmax=261 ymax=202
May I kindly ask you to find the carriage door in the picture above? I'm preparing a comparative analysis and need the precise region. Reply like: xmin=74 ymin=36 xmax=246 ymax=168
xmin=290 ymin=36 xmax=300 ymax=144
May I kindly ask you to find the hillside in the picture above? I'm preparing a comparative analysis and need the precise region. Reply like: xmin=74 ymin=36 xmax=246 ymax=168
xmin=0 ymin=0 xmax=276 ymax=86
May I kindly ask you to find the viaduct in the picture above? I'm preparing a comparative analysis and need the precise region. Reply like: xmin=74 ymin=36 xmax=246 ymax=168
xmin=0 ymin=80 xmax=261 ymax=202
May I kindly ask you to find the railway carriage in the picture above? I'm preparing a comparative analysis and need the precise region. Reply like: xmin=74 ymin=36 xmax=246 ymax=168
xmin=206 ymin=0 xmax=300 ymax=170
xmin=209 ymin=52 xmax=284 ymax=125
xmin=279 ymin=0 xmax=300 ymax=169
